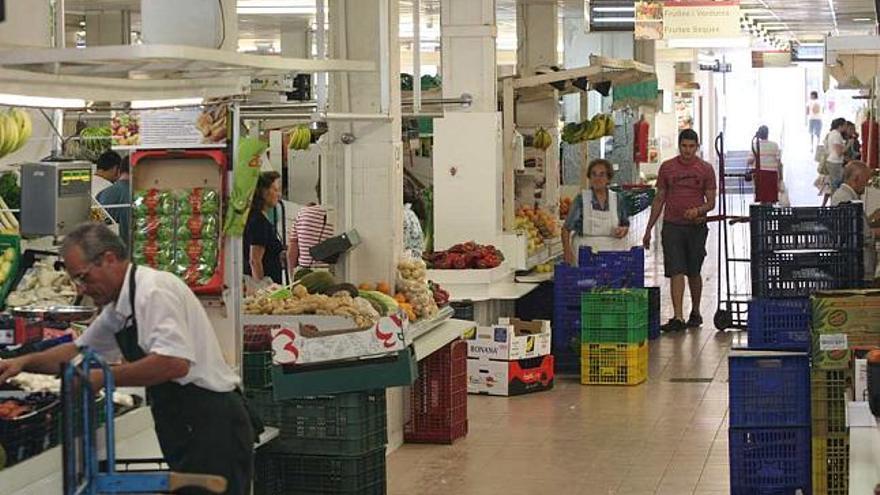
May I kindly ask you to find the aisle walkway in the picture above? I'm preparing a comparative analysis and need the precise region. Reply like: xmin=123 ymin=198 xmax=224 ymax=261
xmin=388 ymin=227 xmax=737 ymax=495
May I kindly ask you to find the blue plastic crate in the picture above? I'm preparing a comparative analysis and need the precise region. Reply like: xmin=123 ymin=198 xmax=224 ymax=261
xmin=553 ymin=350 xmax=580 ymax=376
xmin=729 ymin=427 xmax=811 ymax=495
xmin=647 ymin=287 xmax=660 ymax=340
xmin=578 ymin=246 xmax=645 ymax=283
xmin=729 ymin=353 xmax=810 ymax=428
xmin=747 ymin=298 xmax=811 ymax=351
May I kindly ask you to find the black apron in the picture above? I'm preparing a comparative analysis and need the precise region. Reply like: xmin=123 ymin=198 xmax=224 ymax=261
xmin=113 ymin=265 xmax=257 ymax=495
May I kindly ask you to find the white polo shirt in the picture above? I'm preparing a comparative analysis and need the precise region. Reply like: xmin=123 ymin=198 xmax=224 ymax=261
xmin=76 ymin=264 xmax=240 ymax=392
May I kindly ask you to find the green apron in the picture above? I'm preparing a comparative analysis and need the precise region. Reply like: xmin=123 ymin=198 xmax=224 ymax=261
xmin=114 ymin=266 xmax=257 ymax=495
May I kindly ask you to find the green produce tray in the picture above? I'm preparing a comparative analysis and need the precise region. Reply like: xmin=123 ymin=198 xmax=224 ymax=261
xmin=243 ymin=351 xmax=273 ymax=389
xmin=271 ymin=348 xmax=418 ymax=398
xmin=0 ymin=234 xmax=21 ymax=310
xmin=253 ymin=448 xmax=385 ymax=495
xmin=580 ymin=289 xmax=648 ymax=338
xmin=247 ymin=388 xmax=387 ymax=456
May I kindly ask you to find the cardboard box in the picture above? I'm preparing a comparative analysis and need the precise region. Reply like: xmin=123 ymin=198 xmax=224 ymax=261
xmin=249 ymin=314 xmax=408 ymax=366
xmin=463 ymin=318 xmax=551 ymax=361
xmin=812 ymin=291 xmax=880 ymax=369
xmin=467 ymin=355 xmax=555 ymax=396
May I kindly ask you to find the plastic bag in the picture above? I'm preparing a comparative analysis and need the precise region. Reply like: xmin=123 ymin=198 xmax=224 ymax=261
xmin=175 ymin=214 xmax=219 ymax=241
xmin=133 ymin=189 xmax=176 ymax=217
xmin=134 ymin=215 xmax=175 ymax=243
xmin=177 ymin=188 xmax=220 ymax=216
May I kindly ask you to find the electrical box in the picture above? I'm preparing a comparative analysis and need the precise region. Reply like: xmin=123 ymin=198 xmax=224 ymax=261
xmin=20 ymin=161 xmax=93 ymax=237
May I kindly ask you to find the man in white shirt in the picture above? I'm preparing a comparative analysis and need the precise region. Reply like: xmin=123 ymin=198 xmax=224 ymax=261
xmin=0 ymin=223 xmax=255 ymax=494
xmin=831 ymin=161 xmax=880 ymax=282
xmin=92 ymin=150 xmax=122 ymax=198
xmin=826 ymin=118 xmax=847 ymax=193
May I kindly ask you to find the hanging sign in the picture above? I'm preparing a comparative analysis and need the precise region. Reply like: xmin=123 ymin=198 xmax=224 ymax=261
xmin=111 ymin=103 xmax=229 ymax=150
xmin=662 ymin=0 xmax=741 ymax=40
xmin=751 ymin=51 xmax=793 ymax=68
xmin=635 ymin=1 xmax=664 ymax=41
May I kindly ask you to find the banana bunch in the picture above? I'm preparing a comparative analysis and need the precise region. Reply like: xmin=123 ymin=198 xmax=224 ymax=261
xmin=532 ymin=127 xmax=553 ymax=151
xmin=561 ymin=113 xmax=616 ymax=144
xmin=0 ymin=108 xmax=32 ymax=158
xmin=289 ymin=125 xmax=312 ymax=151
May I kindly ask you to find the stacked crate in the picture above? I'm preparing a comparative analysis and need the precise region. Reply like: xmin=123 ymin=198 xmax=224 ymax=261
xmin=728 ymin=351 xmax=811 ymax=494
xmin=248 ymin=387 xmax=388 ymax=495
xmin=404 ymin=340 xmax=468 ymax=444
xmin=579 ymin=289 xmax=649 ymax=386
xmin=553 ymin=246 xmax=644 ymax=375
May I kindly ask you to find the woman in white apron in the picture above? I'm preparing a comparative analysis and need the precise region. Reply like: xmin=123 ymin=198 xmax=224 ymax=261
xmin=562 ymin=159 xmax=631 ymax=265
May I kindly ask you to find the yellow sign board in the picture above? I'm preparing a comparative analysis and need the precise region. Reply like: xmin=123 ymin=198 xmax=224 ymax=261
xmin=662 ymin=0 xmax=742 ymax=39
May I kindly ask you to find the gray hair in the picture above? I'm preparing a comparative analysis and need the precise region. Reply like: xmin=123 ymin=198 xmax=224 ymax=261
xmin=844 ymin=160 xmax=869 ymax=183
xmin=61 ymin=222 xmax=127 ymax=262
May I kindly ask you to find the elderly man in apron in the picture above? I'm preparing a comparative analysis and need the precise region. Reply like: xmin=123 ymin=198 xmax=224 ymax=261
xmin=562 ymin=159 xmax=631 ymax=265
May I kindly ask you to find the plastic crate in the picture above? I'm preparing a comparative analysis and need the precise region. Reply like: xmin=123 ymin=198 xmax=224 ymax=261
xmin=576 ymin=247 xmax=645 ymax=286
xmin=247 ymin=389 xmax=387 ymax=456
xmin=751 ymin=250 xmax=863 ymax=298
xmin=253 ymin=448 xmax=386 ymax=495
xmin=243 ymin=351 xmax=273 ymax=389
xmin=580 ymin=289 xmax=648 ymax=343
xmin=647 ymin=287 xmax=660 ymax=340
xmin=812 ymin=433 xmax=849 ymax=495
xmin=728 ymin=353 xmax=810 ymax=428
xmin=553 ymin=350 xmax=580 ymax=376
xmin=811 ymin=369 xmax=850 ymax=437
xmin=750 ymin=203 xmax=864 ymax=253
xmin=729 ymin=427 xmax=811 ymax=495
xmin=580 ymin=341 xmax=648 ymax=386
xmin=404 ymin=340 xmax=467 ymax=444
xmin=243 ymin=325 xmax=274 ymax=352
xmin=0 ymin=398 xmax=59 ymax=466
xmin=747 ymin=298 xmax=811 ymax=351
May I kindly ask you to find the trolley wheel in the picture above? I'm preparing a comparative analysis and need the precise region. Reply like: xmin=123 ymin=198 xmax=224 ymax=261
xmin=713 ymin=309 xmax=732 ymax=332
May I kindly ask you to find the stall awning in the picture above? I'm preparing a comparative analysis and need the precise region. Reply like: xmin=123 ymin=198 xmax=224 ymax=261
xmin=612 ymin=78 xmax=659 ymax=110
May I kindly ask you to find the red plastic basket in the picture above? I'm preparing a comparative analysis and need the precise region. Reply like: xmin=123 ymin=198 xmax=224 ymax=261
xmin=404 ymin=340 xmax=468 ymax=444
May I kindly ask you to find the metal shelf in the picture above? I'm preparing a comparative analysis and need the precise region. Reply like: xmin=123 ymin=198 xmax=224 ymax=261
xmin=0 ymin=44 xmax=376 ymax=101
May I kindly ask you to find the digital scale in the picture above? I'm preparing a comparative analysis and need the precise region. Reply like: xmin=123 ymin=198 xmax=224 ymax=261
xmin=20 ymin=161 xmax=93 ymax=237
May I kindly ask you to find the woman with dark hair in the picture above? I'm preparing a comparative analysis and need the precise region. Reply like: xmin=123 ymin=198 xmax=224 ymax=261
xmin=748 ymin=125 xmax=785 ymax=204
xmin=244 ymin=171 xmax=284 ymax=284
xmin=561 ymin=158 xmax=630 ymax=265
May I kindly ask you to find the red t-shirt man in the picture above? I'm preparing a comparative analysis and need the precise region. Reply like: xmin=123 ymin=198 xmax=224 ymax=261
xmin=643 ymin=129 xmax=717 ymax=333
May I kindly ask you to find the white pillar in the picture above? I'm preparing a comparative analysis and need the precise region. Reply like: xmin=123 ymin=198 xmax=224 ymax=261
xmin=280 ymin=17 xmax=311 ymax=59
xmin=85 ymin=11 xmax=130 ymax=46
xmin=516 ymin=0 xmax=560 ymax=212
xmin=432 ymin=0 xmax=503 ymax=249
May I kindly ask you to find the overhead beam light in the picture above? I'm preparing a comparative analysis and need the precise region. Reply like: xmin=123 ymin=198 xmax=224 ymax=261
xmin=593 ymin=6 xmax=635 ymax=13
xmin=853 ymin=18 xmax=873 ymax=22
xmin=131 ymin=98 xmax=204 ymax=109
xmin=0 ymin=94 xmax=86 ymax=109
xmin=237 ymin=7 xmax=315 ymax=14
xmin=593 ymin=17 xmax=635 ymax=23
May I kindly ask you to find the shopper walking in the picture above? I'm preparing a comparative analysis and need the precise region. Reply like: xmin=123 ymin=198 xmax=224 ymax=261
xmin=562 ymin=158 xmax=630 ymax=265
xmin=748 ymin=125 xmax=785 ymax=204
xmin=403 ymin=181 xmax=426 ymax=259
xmin=831 ymin=160 xmax=880 ymax=283
xmin=243 ymin=171 xmax=284 ymax=285
xmin=0 ymin=223 xmax=257 ymax=495
xmin=825 ymin=118 xmax=847 ymax=193
xmin=96 ymin=155 xmax=131 ymax=246
xmin=807 ymin=91 xmax=823 ymax=152
xmin=642 ymin=129 xmax=717 ymax=332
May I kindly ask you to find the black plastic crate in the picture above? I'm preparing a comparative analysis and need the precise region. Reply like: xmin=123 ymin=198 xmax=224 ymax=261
xmin=253 ymin=448 xmax=386 ymax=495
xmin=247 ymin=389 xmax=387 ymax=456
xmin=751 ymin=250 xmax=863 ymax=298
xmin=243 ymin=351 xmax=273 ymax=389
xmin=750 ymin=204 xmax=864 ymax=253
xmin=0 ymin=397 xmax=59 ymax=466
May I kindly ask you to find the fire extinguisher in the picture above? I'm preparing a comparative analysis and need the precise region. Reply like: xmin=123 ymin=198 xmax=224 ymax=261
xmin=862 ymin=117 xmax=879 ymax=169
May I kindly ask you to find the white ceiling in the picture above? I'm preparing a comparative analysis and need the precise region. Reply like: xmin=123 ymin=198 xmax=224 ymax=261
xmin=63 ymin=0 xmax=878 ymax=49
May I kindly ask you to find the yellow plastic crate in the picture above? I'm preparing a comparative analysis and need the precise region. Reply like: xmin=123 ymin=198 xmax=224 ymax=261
xmin=811 ymin=369 xmax=850 ymax=438
xmin=580 ymin=341 xmax=648 ymax=386
xmin=812 ymin=433 xmax=849 ymax=495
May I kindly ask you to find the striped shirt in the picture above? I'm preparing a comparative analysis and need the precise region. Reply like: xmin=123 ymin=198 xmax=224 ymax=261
xmin=289 ymin=205 xmax=334 ymax=268
xmin=753 ymin=140 xmax=781 ymax=171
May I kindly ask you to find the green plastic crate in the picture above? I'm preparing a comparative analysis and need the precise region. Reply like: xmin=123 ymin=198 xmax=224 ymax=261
xmin=253 ymin=447 xmax=386 ymax=495
xmin=581 ymin=289 xmax=648 ymax=343
xmin=247 ymin=389 xmax=387 ymax=456
xmin=243 ymin=351 xmax=273 ymax=389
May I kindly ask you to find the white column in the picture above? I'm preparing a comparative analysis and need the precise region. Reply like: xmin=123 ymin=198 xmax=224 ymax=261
xmin=432 ymin=0 xmax=503 ymax=249
xmin=280 ymin=17 xmax=311 ymax=59
xmin=85 ymin=11 xmax=130 ymax=46
xmin=516 ymin=0 xmax=560 ymax=212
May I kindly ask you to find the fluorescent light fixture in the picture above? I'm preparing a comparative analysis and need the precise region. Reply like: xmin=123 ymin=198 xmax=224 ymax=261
xmin=667 ymin=37 xmax=750 ymax=48
xmin=593 ymin=17 xmax=635 ymax=23
xmin=131 ymin=98 xmax=203 ymax=109
xmin=593 ymin=6 xmax=635 ymax=13
xmin=237 ymin=0 xmax=315 ymax=14
xmin=853 ymin=18 xmax=873 ymax=22
xmin=0 ymin=94 xmax=86 ymax=109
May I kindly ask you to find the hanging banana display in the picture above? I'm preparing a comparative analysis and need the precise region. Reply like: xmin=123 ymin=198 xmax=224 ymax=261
xmin=561 ymin=113 xmax=616 ymax=145
xmin=0 ymin=108 xmax=32 ymax=158
xmin=288 ymin=125 xmax=312 ymax=151
xmin=532 ymin=127 xmax=553 ymax=151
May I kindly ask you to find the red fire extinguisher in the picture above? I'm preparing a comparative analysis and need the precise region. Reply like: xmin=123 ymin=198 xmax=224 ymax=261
xmin=862 ymin=117 xmax=879 ymax=169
